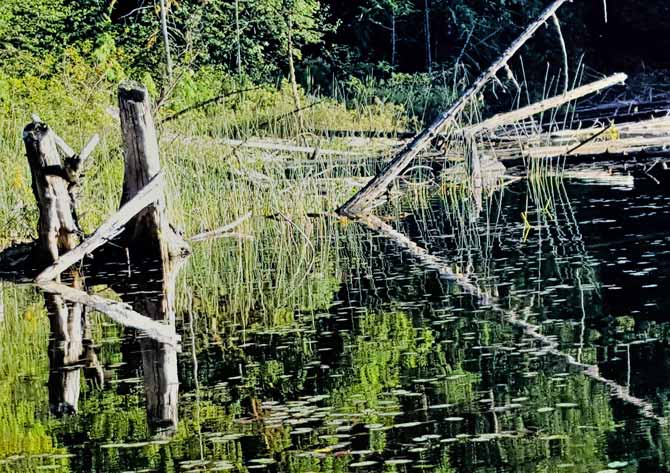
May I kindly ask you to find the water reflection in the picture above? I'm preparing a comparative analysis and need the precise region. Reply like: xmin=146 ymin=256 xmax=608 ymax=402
xmin=45 ymin=279 xmax=103 ymax=415
xmin=39 ymin=253 xmax=185 ymax=434
xmin=3 ymin=176 xmax=670 ymax=471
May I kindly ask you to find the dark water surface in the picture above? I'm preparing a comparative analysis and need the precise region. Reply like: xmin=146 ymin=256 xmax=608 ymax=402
xmin=2 ymin=179 xmax=670 ymax=472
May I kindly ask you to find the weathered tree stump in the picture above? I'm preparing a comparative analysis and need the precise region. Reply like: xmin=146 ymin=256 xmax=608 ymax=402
xmin=117 ymin=82 xmax=189 ymax=262
xmin=23 ymin=119 xmax=81 ymax=265
xmin=115 ymin=81 xmax=189 ymax=432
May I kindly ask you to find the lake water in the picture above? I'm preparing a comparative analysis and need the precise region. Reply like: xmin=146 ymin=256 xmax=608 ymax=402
xmin=2 ymin=177 xmax=670 ymax=472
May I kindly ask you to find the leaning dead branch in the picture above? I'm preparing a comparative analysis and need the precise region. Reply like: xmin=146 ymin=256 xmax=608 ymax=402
xmin=338 ymin=0 xmax=570 ymax=216
xmin=38 ymin=281 xmax=181 ymax=346
xmin=189 ymin=211 xmax=253 ymax=242
xmin=464 ymin=73 xmax=627 ymax=135
xmin=36 ymin=173 xmax=166 ymax=282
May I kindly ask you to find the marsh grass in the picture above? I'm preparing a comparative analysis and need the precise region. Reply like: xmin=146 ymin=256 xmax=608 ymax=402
xmin=0 ymin=57 xmax=436 ymax=336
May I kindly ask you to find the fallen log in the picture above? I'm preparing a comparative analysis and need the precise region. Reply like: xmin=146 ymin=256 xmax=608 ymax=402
xmin=465 ymin=73 xmax=628 ymax=135
xmin=337 ymin=0 xmax=569 ymax=216
xmin=36 ymin=173 xmax=166 ymax=282
xmin=513 ymin=135 xmax=670 ymax=160
xmin=189 ymin=211 xmax=252 ymax=242
xmin=39 ymin=281 xmax=181 ymax=346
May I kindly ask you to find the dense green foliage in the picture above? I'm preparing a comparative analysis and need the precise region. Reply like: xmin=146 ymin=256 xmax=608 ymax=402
xmin=1 ymin=0 xmax=663 ymax=91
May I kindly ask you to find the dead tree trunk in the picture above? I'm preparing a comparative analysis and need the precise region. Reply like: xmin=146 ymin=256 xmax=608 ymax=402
xmin=423 ymin=0 xmax=432 ymax=74
xmin=118 ymin=82 xmax=189 ymax=262
xmin=286 ymin=18 xmax=304 ymax=130
xmin=391 ymin=12 xmax=397 ymax=68
xmin=235 ymin=0 xmax=242 ymax=75
xmin=23 ymin=120 xmax=81 ymax=265
xmin=117 ymin=81 xmax=189 ymax=432
xmin=159 ymin=0 xmax=173 ymax=83
xmin=337 ymin=0 xmax=569 ymax=217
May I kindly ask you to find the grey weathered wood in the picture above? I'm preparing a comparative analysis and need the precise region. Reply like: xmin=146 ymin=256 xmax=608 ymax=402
xmin=464 ymin=73 xmax=627 ymax=135
xmin=36 ymin=173 xmax=165 ymax=282
xmin=118 ymin=81 xmax=189 ymax=260
xmin=338 ymin=0 xmax=569 ymax=216
xmin=465 ymin=133 xmax=482 ymax=188
xmin=79 ymin=134 xmax=100 ymax=165
xmin=39 ymin=281 xmax=181 ymax=346
xmin=189 ymin=211 xmax=252 ymax=243
xmin=23 ymin=120 xmax=81 ymax=264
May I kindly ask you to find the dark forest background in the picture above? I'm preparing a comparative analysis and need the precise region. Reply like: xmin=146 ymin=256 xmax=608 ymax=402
xmin=2 ymin=0 xmax=670 ymax=112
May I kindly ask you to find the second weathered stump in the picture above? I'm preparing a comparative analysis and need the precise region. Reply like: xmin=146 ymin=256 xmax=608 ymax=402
xmin=115 ymin=82 xmax=189 ymax=431
xmin=117 ymin=82 xmax=189 ymax=262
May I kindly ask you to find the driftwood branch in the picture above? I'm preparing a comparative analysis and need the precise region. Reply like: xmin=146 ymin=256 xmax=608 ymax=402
xmin=36 ymin=173 xmax=166 ymax=282
xmin=39 ymin=281 xmax=180 ymax=346
xmin=189 ymin=211 xmax=252 ymax=243
xmin=465 ymin=73 xmax=627 ymax=134
xmin=338 ymin=0 xmax=569 ymax=216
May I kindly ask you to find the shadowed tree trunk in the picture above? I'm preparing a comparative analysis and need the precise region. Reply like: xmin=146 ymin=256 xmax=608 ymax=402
xmin=424 ymin=0 xmax=432 ymax=74
xmin=160 ymin=0 xmax=173 ymax=82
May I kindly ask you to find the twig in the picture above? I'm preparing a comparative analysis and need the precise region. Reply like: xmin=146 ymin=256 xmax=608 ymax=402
xmin=189 ymin=211 xmax=253 ymax=243
xmin=551 ymin=13 xmax=569 ymax=95
xmin=159 ymin=86 xmax=263 ymax=123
